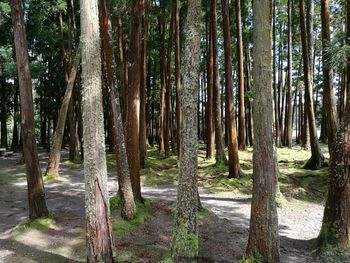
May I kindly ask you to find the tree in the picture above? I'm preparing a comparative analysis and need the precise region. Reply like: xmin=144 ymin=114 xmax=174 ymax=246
xmin=222 ymin=0 xmax=240 ymax=178
xmin=236 ymin=0 xmax=246 ymax=150
xmin=299 ymin=0 xmax=325 ymax=170
xmin=318 ymin=0 xmax=350 ymax=249
xmin=80 ymin=0 xmax=115 ymax=261
xmin=211 ymin=0 xmax=227 ymax=164
xmin=246 ymin=0 xmax=280 ymax=261
xmin=320 ymin=0 xmax=338 ymax=149
xmin=126 ymin=0 xmax=143 ymax=201
xmin=11 ymin=0 xmax=49 ymax=219
xmin=99 ymin=0 xmax=136 ymax=220
xmin=171 ymin=0 xmax=201 ymax=259
xmin=175 ymin=0 xmax=181 ymax=155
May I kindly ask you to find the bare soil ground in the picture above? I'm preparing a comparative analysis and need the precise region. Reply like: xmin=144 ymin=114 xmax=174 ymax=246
xmin=0 ymin=149 xmax=339 ymax=263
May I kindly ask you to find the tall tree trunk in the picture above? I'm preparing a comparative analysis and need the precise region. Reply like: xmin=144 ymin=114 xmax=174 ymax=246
xmin=45 ymin=50 xmax=80 ymax=177
xmin=140 ymin=0 xmax=148 ymax=168
xmin=211 ymin=0 xmax=227 ymax=164
xmin=175 ymin=0 xmax=181 ymax=155
xmin=300 ymin=0 xmax=325 ymax=170
xmin=206 ymin=4 xmax=215 ymax=158
xmin=246 ymin=0 xmax=280 ymax=261
xmin=126 ymin=0 xmax=142 ymax=201
xmin=11 ymin=0 xmax=49 ymax=219
xmin=319 ymin=1 xmax=350 ymax=247
xmin=11 ymin=83 xmax=19 ymax=150
xmin=285 ymin=0 xmax=293 ymax=148
xmin=99 ymin=0 xmax=136 ymax=220
xmin=80 ymin=0 xmax=116 ymax=261
xmin=222 ymin=0 xmax=240 ymax=178
xmin=171 ymin=0 xmax=201 ymax=259
xmin=0 ymin=89 xmax=7 ymax=148
xmin=320 ymin=0 xmax=339 ymax=150
xmin=236 ymin=0 xmax=246 ymax=150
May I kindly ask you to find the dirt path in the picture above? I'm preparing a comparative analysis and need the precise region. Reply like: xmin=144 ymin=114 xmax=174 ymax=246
xmin=0 ymin=151 xmax=323 ymax=262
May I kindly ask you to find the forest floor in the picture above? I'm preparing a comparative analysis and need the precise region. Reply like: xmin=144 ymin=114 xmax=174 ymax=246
xmin=0 ymin=144 xmax=349 ymax=262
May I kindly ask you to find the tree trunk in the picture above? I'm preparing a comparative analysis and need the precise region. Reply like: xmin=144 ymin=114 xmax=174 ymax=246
xmin=246 ymin=0 xmax=280 ymax=261
xmin=11 ymin=0 xmax=49 ymax=219
xmin=99 ymin=0 xmax=136 ymax=220
xmin=236 ymin=0 xmax=246 ymax=150
xmin=171 ymin=0 xmax=201 ymax=259
xmin=175 ymin=0 xmax=181 ymax=155
xmin=211 ymin=0 xmax=227 ymax=164
xmin=80 ymin=0 xmax=116 ymax=261
xmin=11 ymin=83 xmax=19 ymax=150
xmin=285 ymin=0 xmax=293 ymax=148
xmin=299 ymin=0 xmax=325 ymax=170
xmin=45 ymin=49 xmax=80 ymax=177
xmin=320 ymin=0 xmax=339 ymax=150
xmin=319 ymin=1 xmax=350 ymax=247
xmin=222 ymin=0 xmax=240 ymax=178
xmin=126 ymin=0 xmax=142 ymax=201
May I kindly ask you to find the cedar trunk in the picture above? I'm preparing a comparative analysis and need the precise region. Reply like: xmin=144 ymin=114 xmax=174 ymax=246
xmin=10 ymin=0 xmax=49 ymax=219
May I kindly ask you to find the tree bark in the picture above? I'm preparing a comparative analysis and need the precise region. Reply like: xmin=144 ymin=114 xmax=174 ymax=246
xmin=211 ymin=0 xmax=227 ymax=164
xmin=80 ymin=0 xmax=116 ymax=261
xmin=11 ymin=0 xmax=49 ymax=219
xmin=99 ymin=0 xmax=136 ymax=220
xmin=171 ymin=0 xmax=201 ymax=259
xmin=246 ymin=0 xmax=280 ymax=261
xmin=175 ymin=0 xmax=181 ymax=155
xmin=300 ymin=0 xmax=325 ymax=170
xmin=126 ymin=0 xmax=142 ymax=201
xmin=222 ymin=0 xmax=240 ymax=178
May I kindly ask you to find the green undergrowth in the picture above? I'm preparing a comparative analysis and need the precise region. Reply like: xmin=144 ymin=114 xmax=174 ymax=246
xmin=111 ymin=199 xmax=153 ymax=235
xmin=318 ymin=245 xmax=350 ymax=263
xmin=43 ymin=172 xmax=61 ymax=182
xmin=0 ymin=172 xmax=25 ymax=184
xmin=63 ymin=160 xmax=83 ymax=170
xmin=239 ymin=254 xmax=263 ymax=263
xmin=11 ymin=214 xmax=57 ymax=238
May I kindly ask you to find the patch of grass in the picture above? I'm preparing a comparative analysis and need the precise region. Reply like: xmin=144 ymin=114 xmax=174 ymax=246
xmin=318 ymin=245 xmax=350 ymax=263
xmin=110 ymin=195 xmax=121 ymax=210
xmin=238 ymin=255 xmax=263 ymax=263
xmin=116 ymin=250 xmax=138 ymax=262
xmin=12 ymin=215 xmax=56 ymax=238
xmin=43 ymin=172 xmax=60 ymax=182
xmin=0 ymin=172 xmax=25 ymax=184
xmin=112 ymin=199 xmax=153 ymax=235
xmin=63 ymin=160 xmax=83 ymax=170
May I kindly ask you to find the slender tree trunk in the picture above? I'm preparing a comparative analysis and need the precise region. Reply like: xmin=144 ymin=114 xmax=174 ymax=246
xmin=126 ymin=0 xmax=142 ymax=201
xmin=222 ymin=0 xmax=240 ymax=178
xmin=246 ymin=0 xmax=280 ymax=261
xmin=80 ymin=0 xmax=116 ymax=261
xmin=285 ymin=0 xmax=293 ymax=148
xmin=236 ymin=0 xmax=246 ymax=150
xmin=211 ymin=0 xmax=227 ymax=164
xmin=11 ymin=84 xmax=19 ymax=150
xmin=99 ymin=0 xmax=136 ymax=220
xmin=11 ymin=0 xmax=49 ymax=219
xmin=0 ymin=89 xmax=7 ymax=148
xmin=175 ymin=0 xmax=181 ymax=155
xmin=300 ymin=0 xmax=325 ymax=170
xmin=171 ymin=0 xmax=201 ymax=259
xmin=320 ymin=0 xmax=339 ymax=150
xmin=319 ymin=1 xmax=350 ymax=247
xmin=45 ymin=50 xmax=80 ymax=176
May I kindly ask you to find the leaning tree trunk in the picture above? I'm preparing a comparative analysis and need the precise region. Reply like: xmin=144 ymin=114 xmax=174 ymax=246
xmin=99 ymin=0 xmax=136 ymax=220
xmin=211 ymin=0 xmax=227 ymax=164
xmin=126 ymin=0 xmax=142 ymax=201
xmin=246 ymin=0 xmax=280 ymax=261
xmin=171 ymin=0 xmax=201 ymax=260
xmin=80 ymin=0 xmax=116 ymax=261
xmin=11 ymin=0 xmax=49 ymax=219
xmin=300 ymin=0 xmax=324 ymax=170
xmin=45 ymin=49 xmax=80 ymax=177
xmin=222 ymin=0 xmax=240 ymax=178
xmin=320 ymin=0 xmax=339 ymax=150
xmin=318 ymin=0 xmax=350 ymax=248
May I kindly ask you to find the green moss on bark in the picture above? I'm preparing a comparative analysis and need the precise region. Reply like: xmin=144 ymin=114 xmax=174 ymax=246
xmin=171 ymin=222 xmax=199 ymax=259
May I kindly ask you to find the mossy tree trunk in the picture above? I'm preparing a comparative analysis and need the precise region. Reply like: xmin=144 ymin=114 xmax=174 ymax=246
xmin=246 ymin=0 xmax=280 ymax=261
xmin=299 ymin=0 xmax=324 ymax=170
xmin=11 ymin=0 xmax=49 ymax=219
xmin=171 ymin=0 xmax=201 ymax=260
xmin=99 ymin=0 xmax=136 ymax=220
xmin=80 ymin=0 xmax=116 ymax=261
xmin=221 ymin=0 xmax=240 ymax=178
xmin=319 ymin=0 xmax=350 ymax=249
